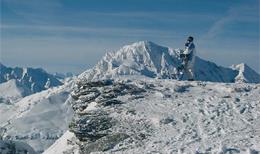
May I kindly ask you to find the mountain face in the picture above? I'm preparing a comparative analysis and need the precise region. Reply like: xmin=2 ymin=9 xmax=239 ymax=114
xmin=46 ymin=77 xmax=260 ymax=153
xmin=0 ymin=63 xmax=63 ymax=102
xmin=79 ymin=41 xmax=260 ymax=83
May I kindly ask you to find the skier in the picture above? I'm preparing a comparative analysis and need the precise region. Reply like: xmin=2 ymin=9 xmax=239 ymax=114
xmin=178 ymin=36 xmax=196 ymax=81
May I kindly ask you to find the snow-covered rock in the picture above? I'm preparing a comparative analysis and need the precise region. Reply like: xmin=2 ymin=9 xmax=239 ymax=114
xmin=0 ymin=63 xmax=63 ymax=103
xmin=50 ymin=77 xmax=260 ymax=153
xmin=79 ymin=41 xmax=259 ymax=83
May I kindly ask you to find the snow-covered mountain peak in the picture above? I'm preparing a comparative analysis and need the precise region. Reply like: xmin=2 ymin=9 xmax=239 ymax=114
xmin=104 ymin=40 xmax=170 ymax=63
xmin=121 ymin=40 xmax=161 ymax=50
xmin=0 ymin=63 xmax=63 ymax=103
xmin=80 ymin=41 xmax=180 ymax=80
xmin=79 ymin=41 xmax=260 ymax=83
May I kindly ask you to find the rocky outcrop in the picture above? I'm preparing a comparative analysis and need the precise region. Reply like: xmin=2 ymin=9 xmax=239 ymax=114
xmin=69 ymin=79 xmax=148 ymax=153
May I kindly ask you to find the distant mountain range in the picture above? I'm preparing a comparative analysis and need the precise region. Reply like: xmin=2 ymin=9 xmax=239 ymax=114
xmin=0 ymin=63 xmax=62 ymax=103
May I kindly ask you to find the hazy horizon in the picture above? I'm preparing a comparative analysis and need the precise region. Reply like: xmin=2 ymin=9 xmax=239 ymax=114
xmin=1 ymin=0 xmax=259 ymax=74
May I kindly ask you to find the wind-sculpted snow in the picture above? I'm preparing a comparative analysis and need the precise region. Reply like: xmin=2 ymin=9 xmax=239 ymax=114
xmin=48 ymin=77 xmax=260 ymax=153
xmin=79 ymin=41 xmax=260 ymax=83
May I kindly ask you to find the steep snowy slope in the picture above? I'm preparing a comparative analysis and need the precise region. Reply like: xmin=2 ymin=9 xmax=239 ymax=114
xmin=0 ymin=63 xmax=63 ymax=103
xmin=45 ymin=77 xmax=260 ymax=154
xmin=79 ymin=41 xmax=259 ymax=83
xmin=0 ymin=79 xmax=75 ymax=153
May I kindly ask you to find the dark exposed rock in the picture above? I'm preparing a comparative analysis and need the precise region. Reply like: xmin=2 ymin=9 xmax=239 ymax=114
xmin=174 ymin=85 xmax=192 ymax=93
xmin=69 ymin=109 xmax=113 ymax=142
xmin=80 ymin=133 xmax=129 ymax=153
xmin=160 ymin=117 xmax=176 ymax=125
xmin=77 ymin=79 xmax=113 ymax=89
xmin=102 ymin=99 xmax=123 ymax=106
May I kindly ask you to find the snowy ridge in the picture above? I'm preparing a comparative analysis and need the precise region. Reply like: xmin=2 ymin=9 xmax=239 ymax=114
xmin=79 ymin=41 xmax=260 ymax=83
xmin=0 ymin=63 xmax=62 ymax=102
xmin=47 ymin=77 xmax=260 ymax=153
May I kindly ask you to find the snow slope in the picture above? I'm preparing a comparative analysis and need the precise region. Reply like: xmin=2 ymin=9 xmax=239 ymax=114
xmin=46 ymin=77 xmax=260 ymax=153
xmin=43 ymin=131 xmax=79 ymax=154
xmin=0 ymin=63 xmax=63 ymax=103
xmin=0 ymin=79 xmax=75 ymax=153
xmin=79 ymin=41 xmax=259 ymax=83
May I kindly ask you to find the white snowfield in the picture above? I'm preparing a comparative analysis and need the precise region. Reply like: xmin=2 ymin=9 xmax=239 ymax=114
xmin=0 ymin=79 xmax=75 ymax=153
xmin=44 ymin=77 xmax=260 ymax=154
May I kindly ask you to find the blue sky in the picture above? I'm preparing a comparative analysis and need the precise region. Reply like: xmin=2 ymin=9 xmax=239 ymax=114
xmin=1 ymin=0 xmax=259 ymax=74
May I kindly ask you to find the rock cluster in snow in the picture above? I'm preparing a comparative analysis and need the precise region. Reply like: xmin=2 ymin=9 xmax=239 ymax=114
xmin=69 ymin=79 xmax=147 ymax=153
